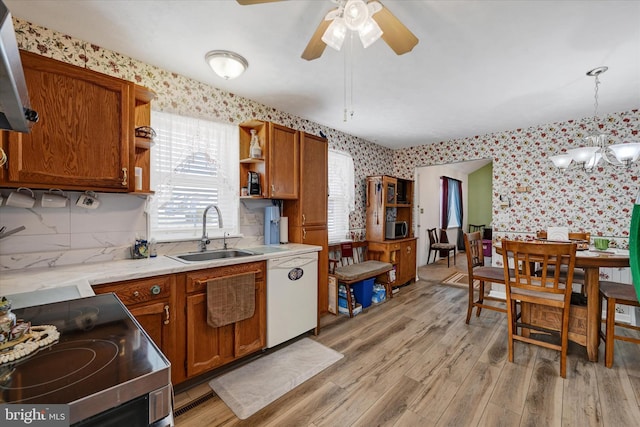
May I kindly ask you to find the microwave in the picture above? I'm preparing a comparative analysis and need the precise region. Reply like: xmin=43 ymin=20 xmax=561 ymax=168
xmin=386 ymin=221 xmax=408 ymax=239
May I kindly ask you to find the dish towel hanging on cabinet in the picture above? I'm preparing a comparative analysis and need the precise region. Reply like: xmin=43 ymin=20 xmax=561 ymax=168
xmin=207 ymin=273 xmax=256 ymax=327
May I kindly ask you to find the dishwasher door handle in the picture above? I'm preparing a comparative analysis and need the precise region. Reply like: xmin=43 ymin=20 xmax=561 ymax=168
xmin=269 ymin=257 xmax=317 ymax=269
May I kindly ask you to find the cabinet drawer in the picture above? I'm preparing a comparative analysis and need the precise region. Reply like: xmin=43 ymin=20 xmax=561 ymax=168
xmin=95 ymin=275 xmax=172 ymax=305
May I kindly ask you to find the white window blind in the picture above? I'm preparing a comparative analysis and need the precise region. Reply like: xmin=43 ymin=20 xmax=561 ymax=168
xmin=150 ymin=111 xmax=239 ymax=241
xmin=328 ymin=150 xmax=355 ymax=243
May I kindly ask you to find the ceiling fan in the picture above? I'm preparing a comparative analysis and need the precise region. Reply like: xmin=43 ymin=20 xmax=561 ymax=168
xmin=237 ymin=0 xmax=419 ymax=60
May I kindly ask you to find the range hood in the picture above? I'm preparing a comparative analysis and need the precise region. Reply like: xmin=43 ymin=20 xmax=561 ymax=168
xmin=0 ymin=0 xmax=38 ymax=133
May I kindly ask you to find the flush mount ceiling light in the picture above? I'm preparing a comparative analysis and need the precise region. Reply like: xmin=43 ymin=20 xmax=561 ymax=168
xmin=205 ymin=50 xmax=248 ymax=80
xmin=550 ymin=66 xmax=640 ymax=172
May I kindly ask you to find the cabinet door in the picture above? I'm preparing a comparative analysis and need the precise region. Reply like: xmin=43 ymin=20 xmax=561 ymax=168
xmin=267 ymin=123 xmax=299 ymax=199
xmin=300 ymin=133 xmax=328 ymax=227
xmin=1 ymin=51 xmax=131 ymax=191
xmin=184 ymin=261 xmax=266 ymax=379
xmin=128 ymin=301 xmax=171 ymax=351
xmin=398 ymin=239 xmax=417 ymax=285
xmin=235 ymin=269 xmax=266 ymax=357
xmin=185 ymin=293 xmax=234 ymax=377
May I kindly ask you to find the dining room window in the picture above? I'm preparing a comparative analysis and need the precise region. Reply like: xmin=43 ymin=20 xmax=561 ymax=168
xmin=440 ymin=176 xmax=464 ymax=248
xmin=328 ymin=150 xmax=355 ymax=243
xmin=149 ymin=111 xmax=239 ymax=241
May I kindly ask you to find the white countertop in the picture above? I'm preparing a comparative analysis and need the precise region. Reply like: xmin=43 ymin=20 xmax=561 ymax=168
xmin=0 ymin=244 xmax=321 ymax=308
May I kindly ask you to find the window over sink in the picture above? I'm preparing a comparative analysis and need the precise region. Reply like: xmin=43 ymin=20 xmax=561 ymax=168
xmin=150 ymin=111 xmax=239 ymax=241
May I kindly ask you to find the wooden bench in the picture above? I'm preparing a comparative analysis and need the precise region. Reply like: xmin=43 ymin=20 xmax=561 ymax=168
xmin=328 ymin=241 xmax=393 ymax=317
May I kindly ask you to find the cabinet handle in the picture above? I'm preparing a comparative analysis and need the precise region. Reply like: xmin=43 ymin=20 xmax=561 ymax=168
xmin=271 ymin=184 xmax=275 ymax=196
xmin=163 ymin=305 xmax=170 ymax=325
xmin=303 ymin=228 xmax=306 ymax=240
xmin=150 ymin=285 xmax=161 ymax=295
xmin=407 ymin=246 xmax=412 ymax=254
xmin=121 ymin=167 xmax=128 ymax=186
xmin=302 ymin=214 xmax=306 ymax=225
xmin=133 ymin=291 xmax=140 ymax=297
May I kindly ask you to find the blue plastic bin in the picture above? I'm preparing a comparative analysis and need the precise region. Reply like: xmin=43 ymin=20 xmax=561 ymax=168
xmin=352 ymin=277 xmax=375 ymax=308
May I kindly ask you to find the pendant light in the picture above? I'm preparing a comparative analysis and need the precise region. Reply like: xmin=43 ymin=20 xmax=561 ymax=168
xmin=551 ymin=67 xmax=640 ymax=171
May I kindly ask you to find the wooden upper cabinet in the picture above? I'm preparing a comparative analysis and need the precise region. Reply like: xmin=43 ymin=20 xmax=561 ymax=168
xmin=286 ymin=132 xmax=327 ymax=227
xmin=267 ymin=123 xmax=299 ymax=199
xmin=0 ymin=51 xmax=132 ymax=191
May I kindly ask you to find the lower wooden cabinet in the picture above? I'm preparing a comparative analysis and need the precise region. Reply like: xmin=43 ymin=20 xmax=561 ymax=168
xmin=368 ymin=238 xmax=417 ymax=287
xmin=182 ymin=261 xmax=266 ymax=379
xmin=93 ymin=274 xmax=178 ymax=383
xmin=95 ymin=261 xmax=267 ymax=385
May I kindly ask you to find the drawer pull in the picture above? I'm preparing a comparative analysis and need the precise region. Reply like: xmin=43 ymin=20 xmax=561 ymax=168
xmin=122 ymin=167 xmax=128 ymax=186
xmin=150 ymin=285 xmax=161 ymax=295
xmin=164 ymin=305 xmax=170 ymax=325
xmin=133 ymin=291 xmax=140 ymax=297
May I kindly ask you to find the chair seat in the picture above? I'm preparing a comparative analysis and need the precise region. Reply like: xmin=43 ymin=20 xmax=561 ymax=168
xmin=432 ymin=243 xmax=456 ymax=250
xmin=599 ymin=281 xmax=640 ymax=306
xmin=536 ymin=265 xmax=585 ymax=283
xmin=473 ymin=266 xmax=509 ymax=283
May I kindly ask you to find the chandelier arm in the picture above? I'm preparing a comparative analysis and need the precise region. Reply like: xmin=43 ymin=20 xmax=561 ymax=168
xmin=600 ymin=148 xmax=623 ymax=166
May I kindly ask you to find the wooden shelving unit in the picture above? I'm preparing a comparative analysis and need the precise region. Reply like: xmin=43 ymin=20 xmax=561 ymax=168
xmin=365 ymin=175 xmax=417 ymax=288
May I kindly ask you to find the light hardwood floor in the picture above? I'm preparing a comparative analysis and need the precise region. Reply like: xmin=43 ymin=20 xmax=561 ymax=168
xmin=174 ymin=257 xmax=640 ymax=426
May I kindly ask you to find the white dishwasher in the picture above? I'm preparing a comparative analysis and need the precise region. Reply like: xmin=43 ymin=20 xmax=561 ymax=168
xmin=267 ymin=251 xmax=318 ymax=348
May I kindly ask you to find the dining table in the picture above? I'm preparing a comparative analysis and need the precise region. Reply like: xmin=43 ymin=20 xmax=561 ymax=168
xmin=495 ymin=242 xmax=631 ymax=362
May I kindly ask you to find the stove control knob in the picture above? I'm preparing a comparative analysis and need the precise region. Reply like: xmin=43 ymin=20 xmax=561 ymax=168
xmin=150 ymin=285 xmax=161 ymax=295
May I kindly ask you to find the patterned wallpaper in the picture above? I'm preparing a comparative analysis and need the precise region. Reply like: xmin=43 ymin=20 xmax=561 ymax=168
xmin=11 ymin=18 xmax=640 ymax=250
xmin=396 ymin=111 xmax=640 ymax=248
xmin=12 ymin=17 xmax=393 ymax=235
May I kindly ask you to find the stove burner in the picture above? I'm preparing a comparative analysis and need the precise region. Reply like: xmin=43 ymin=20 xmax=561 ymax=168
xmin=0 ymin=339 xmax=119 ymax=403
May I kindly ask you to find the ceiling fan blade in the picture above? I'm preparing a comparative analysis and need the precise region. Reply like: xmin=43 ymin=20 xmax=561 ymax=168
xmin=301 ymin=17 xmax=332 ymax=61
xmin=372 ymin=2 xmax=419 ymax=55
xmin=236 ymin=0 xmax=284 ymax=5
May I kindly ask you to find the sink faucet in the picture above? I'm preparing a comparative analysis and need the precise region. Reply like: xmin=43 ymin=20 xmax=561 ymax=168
xmin=201 ymin=204 xmax=223 ymax=252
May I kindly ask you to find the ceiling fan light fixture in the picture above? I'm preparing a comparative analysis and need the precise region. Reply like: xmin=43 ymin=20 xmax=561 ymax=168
xmin=358 ymin=17 xmax=383 ymax=48
xmin=322 ymin=17 xmax=347 ymax=51
xmin=205 ymin=50 xmax=248 ymax=80
xmin=343 ymin=0 xmax=369 ymax=31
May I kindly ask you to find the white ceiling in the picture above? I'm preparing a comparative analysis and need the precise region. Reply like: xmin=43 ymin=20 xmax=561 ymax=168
xmin=6 ymin=0 xmax=640 ymax=149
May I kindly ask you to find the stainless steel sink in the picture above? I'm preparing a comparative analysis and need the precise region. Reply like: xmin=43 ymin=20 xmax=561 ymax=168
xmin=170 ymin=249 xmax=256 ymax=262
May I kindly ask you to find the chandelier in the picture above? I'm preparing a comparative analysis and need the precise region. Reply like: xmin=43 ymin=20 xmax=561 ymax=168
xmin=550 ymin=66 xmax=640 ymax=171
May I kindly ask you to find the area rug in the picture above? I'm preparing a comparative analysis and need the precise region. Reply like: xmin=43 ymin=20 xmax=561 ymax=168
xmin=442 ymin=272 xmax=479 ymax=289
xmin=209 ymin=338 xmax=343 ymax=420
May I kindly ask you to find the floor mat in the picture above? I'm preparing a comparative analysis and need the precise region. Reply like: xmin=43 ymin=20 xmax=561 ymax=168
xmin=209 ymin=338 xmax=343 ymax=420
xmin=442 ymin=272 xmax=479 ymax=289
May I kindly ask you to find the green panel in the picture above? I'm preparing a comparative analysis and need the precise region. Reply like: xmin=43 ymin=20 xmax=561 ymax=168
xmin=467 ymin=162 xmax=493 ymax=229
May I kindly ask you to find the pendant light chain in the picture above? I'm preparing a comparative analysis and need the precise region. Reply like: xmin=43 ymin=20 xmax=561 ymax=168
xmin=343 ymin=32 xmax=355 ymax=122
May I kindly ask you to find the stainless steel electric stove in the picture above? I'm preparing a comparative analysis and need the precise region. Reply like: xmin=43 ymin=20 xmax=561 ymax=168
xmin=0 ymin=293 xmax=172 ymax=426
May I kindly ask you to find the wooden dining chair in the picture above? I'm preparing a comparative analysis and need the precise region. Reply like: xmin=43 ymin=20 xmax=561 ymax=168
xmin=468 ymin=224 xmax=485 ymax=233
xmin=463 ymin=231 xmax=507 ymax=324
xmin=427 ymin=228 xmax=456 ymax=267
xmin=501 ymin=240 xmax=577 ymax=378
xmin=598 ymin=281 xmax=640 ymax=368
xmin=535 ymin=231 xmax=589 ymax=292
